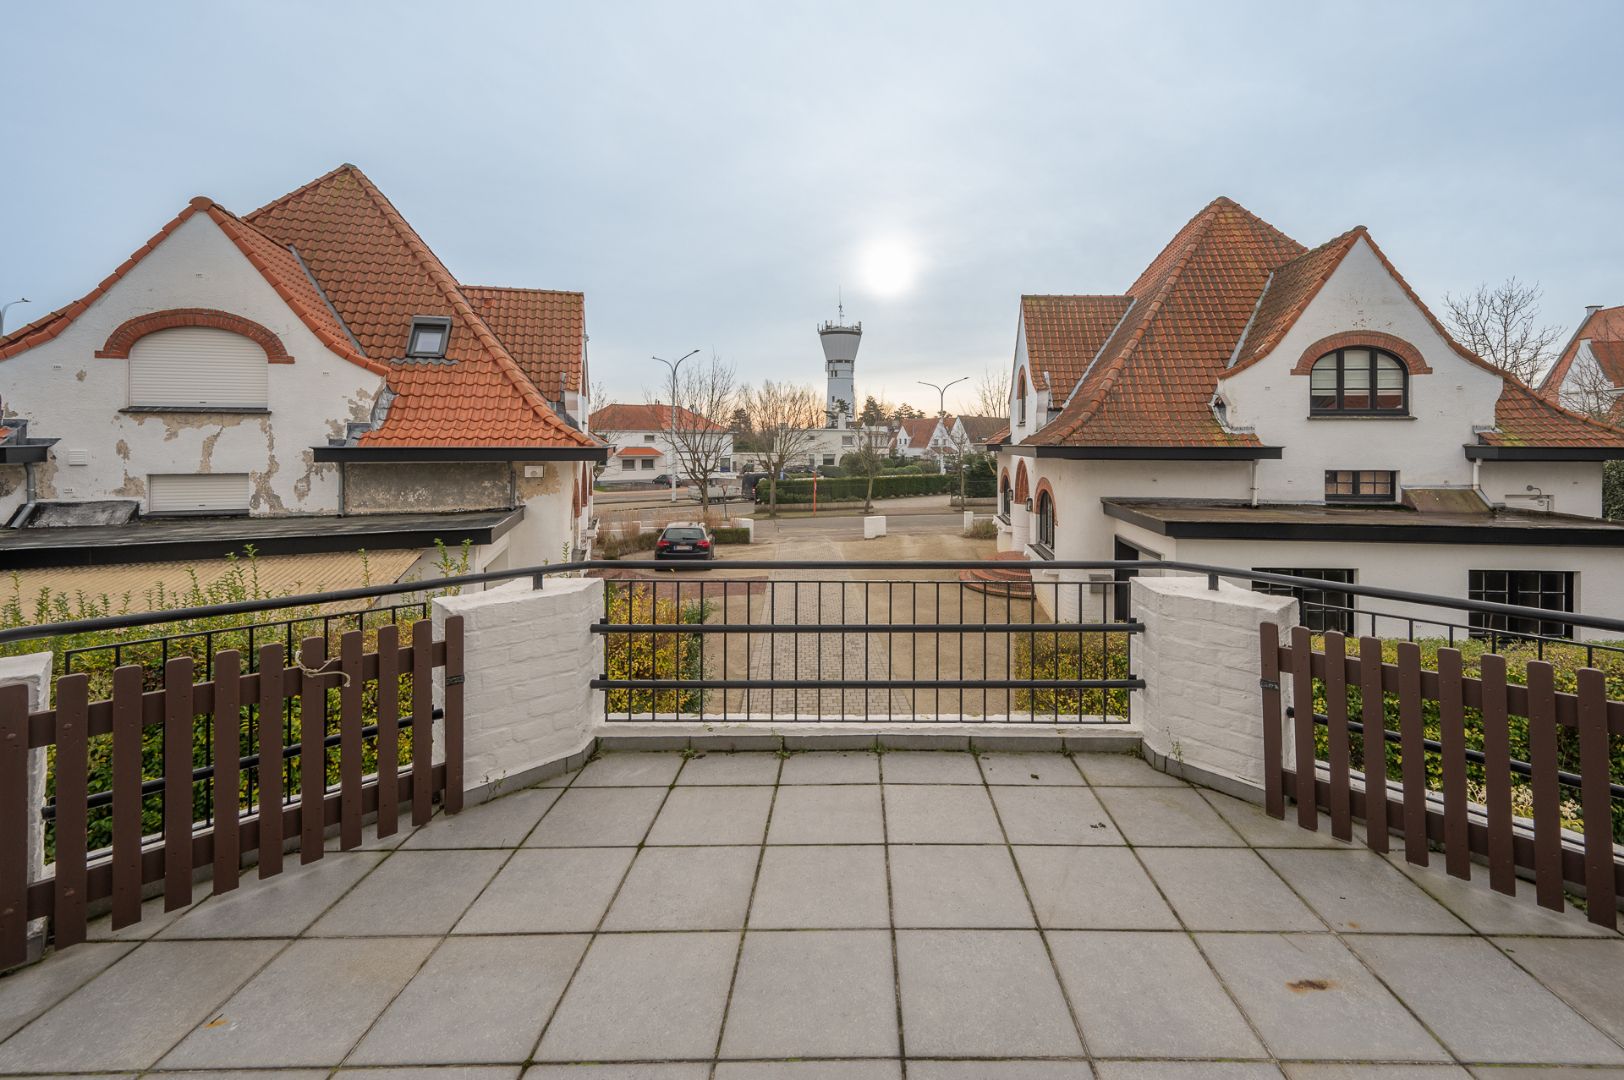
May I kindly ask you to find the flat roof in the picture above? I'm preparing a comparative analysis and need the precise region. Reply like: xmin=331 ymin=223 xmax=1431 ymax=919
xmin=0 ymin=508 xmax=521 ymax=569
xmin=1103 ymin=498 xmax=1624 ymax=546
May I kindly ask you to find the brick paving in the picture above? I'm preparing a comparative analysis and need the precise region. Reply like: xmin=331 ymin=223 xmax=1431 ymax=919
xmin=1 ymin=749 xmax=1621 ymax=1078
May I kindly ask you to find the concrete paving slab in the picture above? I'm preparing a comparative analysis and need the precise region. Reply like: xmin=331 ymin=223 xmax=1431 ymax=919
xmin=990 ymin=786 xmax=1122 ymax=844
xmin=749 ymin=844 xmax=891 ymax=929
xmin=453 ymin=847 xmax=635 ymax=934
xmin=1012 ymin=846 xmax=1180 ymax=930
xmin=523 ymin=787 xmax=668 ymax=847
xmin=676 ymin=751 xmax=782 ymax=785
xmin=570 ymin=753 xmax=684 ymax=787
xmin=157 ymin=937 xmax=434 ymax=1069
xmin=645 ymin=785 xmax=773 ymax=845
xmin=767 ymin=784 xmax=885 ymax=844
xmin=1138 ymin=848 xmax=1323 ymax=931
xmin=1491 ymin=937 xmax=1624 ymax=1045
xmin=0 ymin=942 xmax=134 ymax=1041
xmin=889 ymin=845 xmax=1034 ymax=928
xmin=779 ymin=750 xmax=881 ymax=784
xmin=602 ymin=846 xmax=760 ymax=931
xmin=1073 ymin=752 xmax=1187 ymax=787
xmin=1262 ymin=849 xmax=1470 ymax=934
xmin=894 ymin=930 xmax=1082 ymax=1058
xmin=401 ymin=788 xmax=561 ymax=849
xmin=719 ymin=930 xmax=899 ymax=1058
xmin=158 ymin=853 xmax=384 ymax=939
xmin=978 ymin=752 xmax=1087 ymax=786
xmin=1095 ymin=787 xmax=1246 ymax=846
xmin=308 ymin=850 xmax=505 ymax=936
xmin=879 ymin=750 xmax=983 ymax=784
xmin=884 ymin=785 xmax=1003 ymax=844
xmin=1048 ymin=930 xmax=1265 ymax=1059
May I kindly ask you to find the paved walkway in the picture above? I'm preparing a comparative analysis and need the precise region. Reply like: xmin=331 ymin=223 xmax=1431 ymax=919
xmin=1 ymin=750 xmax=1621 ymax=1078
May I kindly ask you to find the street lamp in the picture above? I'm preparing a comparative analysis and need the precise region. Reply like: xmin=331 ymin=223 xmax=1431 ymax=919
xmin=654 ymin=349 xmax=700 ymax=504
xmin=918 ymin=377 xmax=967 ymax=475
xmin=0 ymin=298 xmax=29 ymax=336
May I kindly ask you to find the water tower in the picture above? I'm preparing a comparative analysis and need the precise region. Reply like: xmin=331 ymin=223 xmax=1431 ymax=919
xmin=818 ymin=301 xmax=861 ymax=428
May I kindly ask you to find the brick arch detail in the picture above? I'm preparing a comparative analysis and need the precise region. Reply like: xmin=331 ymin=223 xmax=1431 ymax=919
xmin=96 ymin=308 xmax=294 ymax=362
xmin=999 ymin=467 xmax=1011 ymax=492
xmin=1014 ymin=459 xmax=1030 ymax=503
xmin=1291 ymin=331 xmax=1433 ymax=376
xmin=1033 ymin=478 xmax=1058 ymax=525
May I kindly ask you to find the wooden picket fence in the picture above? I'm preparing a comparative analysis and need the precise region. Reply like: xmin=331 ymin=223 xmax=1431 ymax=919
xmin=0 ymin=616 xmax=464 ymax=967
xmin=1261 ymin=623 xmax=1622 ymax=930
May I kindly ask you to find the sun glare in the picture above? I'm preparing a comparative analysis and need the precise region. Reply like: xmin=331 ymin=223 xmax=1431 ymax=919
xmin=858 ymin=236 xmax=919 ymax=300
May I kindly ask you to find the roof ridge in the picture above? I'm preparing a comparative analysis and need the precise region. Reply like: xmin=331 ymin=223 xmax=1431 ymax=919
xmin=1044 ymin=201 xmax=1223 ymax=441
xmin=243 ymin=162 xmax=359 ymax=222
xmin=1223 ymin=226 xmax=1366 ymax=373
xmin=464 ymin=284 xmax=584 ymax=297
xmin=338 ymin=167 xmax=595 ymax=448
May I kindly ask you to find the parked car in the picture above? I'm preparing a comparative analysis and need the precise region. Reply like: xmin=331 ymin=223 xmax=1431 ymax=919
xmin=651 ymin=474 xmax=689 ymax=488
xmin=654 ymin=522 xmax=715 ymax=563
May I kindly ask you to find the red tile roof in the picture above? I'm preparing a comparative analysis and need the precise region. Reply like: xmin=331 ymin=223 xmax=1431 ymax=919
xmin=589 ymin=403 xmax=726 ymax=433
xmin=1019 ymin=295 xmax=1134 ymax=398
xmin=1540 ymin=305 xmax=1624 ymax=398
xmin=1022 ymin=196 xmax=1624 ymax=452
xmin=246 ymin=165 xmax=596 ymax=450
xmin=0 ymin=166 xmax=600 ymax=453
xmin=1027 ymin=197 xmax=1303 ymax=448
xmin=617 ymin=446 xmax=661 ymax=457
xmin=463 ymin=287 xmax=585 ymax=399
xmin=954 ymin=415 xmax=1008 ymax=444
xmin=899 ymin=418 xmax=939 ymax=446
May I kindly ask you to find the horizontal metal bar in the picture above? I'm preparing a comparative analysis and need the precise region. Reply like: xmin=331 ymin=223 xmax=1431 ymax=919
xmin=1291 ymin=707 xmax=1624 ymax=802
xmin=590 ymin=622 xmax=1142 ymax=635
xmin=39 ymin=709 xmax=439 ymax=821
xmin=6 ymin=557 xmax=1622 ymax=645
xmin=591 ymin=678 xmax=1146 ymax=690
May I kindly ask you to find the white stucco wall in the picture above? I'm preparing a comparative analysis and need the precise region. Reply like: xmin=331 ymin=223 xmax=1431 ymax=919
xmin=1477 ymin=460 xmax=1604 ymax=517
xmin=0 ymin=212 xmax=385 ymax=521
xmin=1220 ymin=237 xmax=1506 ymax=502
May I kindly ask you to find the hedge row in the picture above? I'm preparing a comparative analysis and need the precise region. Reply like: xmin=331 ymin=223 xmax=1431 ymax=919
xmin=762 ymin=472 xmax=995 ymax=504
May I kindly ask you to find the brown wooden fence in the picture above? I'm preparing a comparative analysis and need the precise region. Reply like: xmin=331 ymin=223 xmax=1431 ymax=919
xmin=0 ymin=616 xmax=464 ymax=967
xmin=1261 ymin=623 xmax=1621 ymax=931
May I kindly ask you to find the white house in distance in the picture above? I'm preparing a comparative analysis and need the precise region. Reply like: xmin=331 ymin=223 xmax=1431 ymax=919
xmin=589 ymin=403 xmax=734 ymax=483
xmin=1539 ymin=303 xmax=1624 ymax=422
xmin=0 ymin=164 xmax=607 ymax=585
xmin=998 ymin=196 xmax=1624 ymax=636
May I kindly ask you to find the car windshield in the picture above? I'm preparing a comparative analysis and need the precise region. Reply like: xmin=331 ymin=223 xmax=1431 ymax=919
xmin=664 ymin=528 xmax=704 ymax=541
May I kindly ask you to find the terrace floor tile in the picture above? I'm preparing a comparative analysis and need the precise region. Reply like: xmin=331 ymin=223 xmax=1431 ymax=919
xmin=894 ymin=930 xmax=1082 ymax=1058
xmin=718 ymin=930 xmax=899 ymax=1058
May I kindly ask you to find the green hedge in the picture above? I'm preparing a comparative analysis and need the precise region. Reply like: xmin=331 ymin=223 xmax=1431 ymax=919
xmin=763 ymin=471 xmax=993 ymax=504
xmin=712 ymin=526 xmax=750 ymax=544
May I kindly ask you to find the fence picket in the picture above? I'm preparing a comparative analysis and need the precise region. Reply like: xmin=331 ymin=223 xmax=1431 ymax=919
xmin=0 ymin=683 xmax=28 ymax=968
xmin=212 ymin=651 xmax=241 ymax=894
xmin=376 ymin=625 xmax=401 ymax=837
xmin=111 ymin=665 xmax=144 ymax=928
xmin=412 ymin=620 xmax=433 ymax=826
xmin=1324 ymin=632 xmax=1351 ymax=842
xmin=1396 ymin=642 xmax=1428 ymax=866
xmin=1575 ymin=668 xmax=1617 ymax=929
xmin=1260 ymin=623 xmax=1284 ymax=820
xmin=1358 ymin=637 xmax=1388 ymax=855
xmin=1290 ymin=626 xmax=1317 ymax=830
xmin=257 ymin=644 xmax=285 ymax=879
xmin=163 ymin=657 xmax=194 ymax=911
xmin=298 ymin=636 xmax=326 ymax=864
xmin=1478 ymin=653 xmax=1515 ymax=895
xmin=444 ymin=616 xmax=464 ymax=815
xmin=1436 ymin=648 xmax=1469 ymax=880
xmin=339 ymin=631 xmax=364 ymax=850
xmin=1526 ymin=660 xmax=1563 ymax=911
xmin=53 ymin=675 xmax=90 ymax=947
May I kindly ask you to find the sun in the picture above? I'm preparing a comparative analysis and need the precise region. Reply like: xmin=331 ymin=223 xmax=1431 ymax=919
xmin=857 ymin=236 xmax=919 ymax=300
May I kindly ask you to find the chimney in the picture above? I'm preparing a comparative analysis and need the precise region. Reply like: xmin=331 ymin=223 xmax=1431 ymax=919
xmin=1586 ymin=305 xmax=1604 ymax=316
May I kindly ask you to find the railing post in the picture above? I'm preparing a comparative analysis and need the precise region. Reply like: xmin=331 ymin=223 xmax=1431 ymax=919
xmin=1260 ymin=623 xmax=1284 ymax=819
xmin=0 ymin=652 xmax=51 ymax=969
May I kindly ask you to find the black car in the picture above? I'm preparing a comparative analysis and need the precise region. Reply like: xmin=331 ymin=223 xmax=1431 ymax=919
xmin=654 ymin=523 xmax=715 ymax=562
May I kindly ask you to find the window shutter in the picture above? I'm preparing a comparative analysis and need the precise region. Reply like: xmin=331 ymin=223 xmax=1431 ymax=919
xmin=129 ymin=327 xmax=269 ymax=408
xmin=147 ymin=473 xmax=251 ymax=513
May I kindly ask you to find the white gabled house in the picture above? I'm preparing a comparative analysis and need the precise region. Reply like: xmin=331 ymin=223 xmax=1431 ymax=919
xmin=0 ymin=165 xmax=607 ymax=581
xmin=589 ymin=403 xmax=734 ymax=484
xmin=998 ymin=197 xmax=1624 ymax=637
xmin=1538 ymin=304 xmax=1624 ymax=423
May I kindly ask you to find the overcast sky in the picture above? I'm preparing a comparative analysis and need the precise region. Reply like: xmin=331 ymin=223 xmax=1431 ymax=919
xmin=4 ymin=2 xmax=1620 ymax=415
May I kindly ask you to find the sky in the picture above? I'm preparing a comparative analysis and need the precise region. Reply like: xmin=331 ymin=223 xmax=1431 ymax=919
xmin=3 ymin=1 xmax=1621 ymax=416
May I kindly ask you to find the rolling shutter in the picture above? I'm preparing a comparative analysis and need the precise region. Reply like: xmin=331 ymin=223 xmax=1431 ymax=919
xmin=147 ymin=474 xmax=251 ymax=514
xmin=129 ymin=327 xmax=269 ymax=408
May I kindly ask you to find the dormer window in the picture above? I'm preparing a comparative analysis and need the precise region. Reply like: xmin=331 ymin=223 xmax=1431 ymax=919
xmin=407 ymin=316 xmax=452 ymax=359
xmin=1310 ymin=347 xmax=1408 ymax=415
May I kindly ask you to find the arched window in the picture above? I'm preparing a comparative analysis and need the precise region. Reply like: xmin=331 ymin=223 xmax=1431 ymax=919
xmin=1000 ymin=473 xmax=1013 ymax=517
xmin=1015 ymin=368 xmax=1028 ymax=426
xmin=1035 ymin=491 xmax=1055 ymax=549
xmin=129 ymin=327 xmax=269 ymax=409
xmin=1310 ymin=347 xmax=1408 ymax=415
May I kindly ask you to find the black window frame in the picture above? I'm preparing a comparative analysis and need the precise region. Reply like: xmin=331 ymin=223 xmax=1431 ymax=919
xmin=1309 ymin=347 xmax=1409 ymax=416
xmin=1324 ymin=469 xmax=1398 ymax=503
xmin=1468 ymin=569 xmax=1575 ymax=640
xmin=406 ymin=316 xmax=453 ymax=360
xmin=1253 ymin=568 xmax=1357 ymax=635
xmin=1035 ymin=491 xmax=1055 ymax=549
xmin=1016 ymin=369 xmax=1028 ymax=426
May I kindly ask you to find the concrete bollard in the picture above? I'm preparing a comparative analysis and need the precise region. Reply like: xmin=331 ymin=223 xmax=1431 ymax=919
xmin=963 ymin=510 xmax=975 ymax=532
xmin=735 ymin=518 xmax=754 ymax=543
xmin=863 ymin=515 xmax=887 ymax=539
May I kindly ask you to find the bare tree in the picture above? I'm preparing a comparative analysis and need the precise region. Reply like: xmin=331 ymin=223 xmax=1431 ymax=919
xmin=972 ymin=365 xmax=1012 ymax=419
xmin=842 ymin=439 xmax=887 ymax=513
xmin=741 ymin=380 xmax=824 ymax=517
xmin=1443 ymin=278 xmax=1563 ymax=386
xmin=661 ymin=354 xmax=737 ymax=519
xmin=1555 ymin=351 xmax=1624 ymax=421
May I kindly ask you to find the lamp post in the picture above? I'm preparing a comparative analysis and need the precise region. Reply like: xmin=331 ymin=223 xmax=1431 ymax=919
xmin=0 ymin=298 xmax=29 ymax=336
xmin=654 ymin=349 xmax=700 ymax=504
xmin=918 ymin=377 xmax=967 ymax=475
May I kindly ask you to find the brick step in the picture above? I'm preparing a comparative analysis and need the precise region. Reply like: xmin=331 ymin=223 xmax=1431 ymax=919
xmin=958 ymin=563 xmax=1034 ymax=599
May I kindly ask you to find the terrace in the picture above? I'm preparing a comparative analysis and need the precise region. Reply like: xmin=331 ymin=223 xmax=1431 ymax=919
xmin=0 ymin=559 xmax=1620 ymax=1077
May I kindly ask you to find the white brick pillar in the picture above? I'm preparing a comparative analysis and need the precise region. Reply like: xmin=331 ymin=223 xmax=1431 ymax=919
xmin=433 ymin=577 xmax=604 ymax=802
xmin=1131 ymin=576 xmax=1296 ymax=797
xmin=2 ymin=651 xmax=52 ymax=962
xmin=1010 ymin=504 xmax=1031 ymax=549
